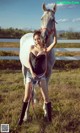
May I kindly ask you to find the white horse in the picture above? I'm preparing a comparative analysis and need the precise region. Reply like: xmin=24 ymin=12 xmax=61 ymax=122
xmin=19 ymin=3 xmax=57 ymax=121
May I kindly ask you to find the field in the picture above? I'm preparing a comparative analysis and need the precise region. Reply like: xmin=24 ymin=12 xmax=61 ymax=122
xmin=0 ymin=68 xmax=80 ymax=133
xmin=0 ymin=42 xmax=80 ymax=133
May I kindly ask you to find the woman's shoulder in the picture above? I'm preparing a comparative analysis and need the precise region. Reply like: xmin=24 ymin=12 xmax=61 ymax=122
xmin=31 ymin=45 xmax=34 ymax=48
xmin=30 ymin=45 xmax=35 ymax=50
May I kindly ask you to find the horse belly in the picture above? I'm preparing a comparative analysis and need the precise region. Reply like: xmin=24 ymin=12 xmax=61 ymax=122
xmin=19 ymin=33 xmax=34 ymax=68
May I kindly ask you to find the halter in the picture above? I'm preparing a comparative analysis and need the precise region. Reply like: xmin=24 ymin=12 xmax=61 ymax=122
xmin=40 ymin=27 xmax=55 ymax=47
xmin=41 ymin=27 xmax=55 ymax=37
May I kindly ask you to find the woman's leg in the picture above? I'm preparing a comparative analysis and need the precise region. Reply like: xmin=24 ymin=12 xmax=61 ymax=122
xmin=18 ymin=82 xmax=32 ymax=125
xmin=24 ymin=82 xmax=32 ymax=102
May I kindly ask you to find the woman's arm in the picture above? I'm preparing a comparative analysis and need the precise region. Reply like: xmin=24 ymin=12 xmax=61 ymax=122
xmin=28 ymin=54 xmax=33 ymax=74
xmin=28 ymin=46 xmax=36 ymax=78
xmin=46 ymin=28 xmax=57 ymax=52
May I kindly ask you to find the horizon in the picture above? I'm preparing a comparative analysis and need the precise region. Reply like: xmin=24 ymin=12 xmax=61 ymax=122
xmin=0 ymin=0 xmax=80 ymax=32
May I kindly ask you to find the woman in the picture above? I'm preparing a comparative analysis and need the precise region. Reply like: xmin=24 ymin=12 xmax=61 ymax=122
xmin=18 ymin=29 xmax=57 ymax=125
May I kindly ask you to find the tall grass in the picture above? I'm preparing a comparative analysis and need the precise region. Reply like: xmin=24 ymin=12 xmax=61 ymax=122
xmin=0 ymin=69 xmax=80 ymax=133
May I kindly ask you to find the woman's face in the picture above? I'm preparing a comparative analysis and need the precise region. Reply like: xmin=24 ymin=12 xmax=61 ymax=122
xmin=34 ymin=35 xmax=42 ymax=46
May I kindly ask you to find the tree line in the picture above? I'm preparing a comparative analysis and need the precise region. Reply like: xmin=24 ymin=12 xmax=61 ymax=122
xmin=58 ymin=31 xmax=80 ymax=39
xmin=0 ymin=27 xmax=80 ymax=39
xmin=0 ymin=27 xmax=33 ymax=39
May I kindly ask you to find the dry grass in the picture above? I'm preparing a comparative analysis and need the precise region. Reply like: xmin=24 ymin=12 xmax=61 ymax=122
xmin=0 ymin=42 xmax=19 ymax=48
xmin=0 ymin=41 xmax=80 ymax=132
xmin=56 ymin=43 xmax=80 ymax=48
xmin=0 ymin=42 xmax=80 ymax=48
xmin=55 ymin=51 xmax=80 ymax=56
xmin=0 ymin=51 xmax=19 ymax=56
xmin=0 ymin=68 xmax=80 ymax=133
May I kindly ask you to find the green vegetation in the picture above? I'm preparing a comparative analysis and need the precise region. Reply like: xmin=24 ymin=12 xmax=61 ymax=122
xmin=58 ymin=32 xmax=80 ymax=39
xmin=0 ymin=69 xmax=80 ymax=133
xmin=0 ymin=27 xmax=33 ymax=39
xmin=0 ymin=27 xmax=80 ymax=39
xmin=0 ymin=40 xmax=80 ymax=132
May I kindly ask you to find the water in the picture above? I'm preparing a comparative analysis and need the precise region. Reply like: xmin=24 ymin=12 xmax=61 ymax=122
xmin=0 ymin=56 xmax=80 ymax=61
xmin=58 ymin=39 xmax=80 ymax=43
xmin=0 ymin=56 xmax=19 ymax=60
xmin=0 ymin=47 xmax=19 ymax=51
xmin=0 ymin=38 xmax=20 ymax=42
xmin=0 ymin=38 xmax=80 ymax=43
xmin=0 ymin=47 xmax=80 ymax=52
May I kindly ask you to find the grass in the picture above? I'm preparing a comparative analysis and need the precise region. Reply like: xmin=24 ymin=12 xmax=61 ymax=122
xmin=0 ymin=68 xmax=80 ymax=133
xmin=0 ymin=51 xmax=19 ymax=56
xmin=0 ymin=42 xmax=80 ymax=48
xmin=0 ymin=42 xmax=19 ymax=48
xmin=56 ymin=43 xmax=80 ymax=48
xmin=55 ymin=51 xmax=80 ymax=57
xmin=0 ymin=51 xmax=80 ymax=57
xmin=0 ymin=41 xmax=80 ymax=132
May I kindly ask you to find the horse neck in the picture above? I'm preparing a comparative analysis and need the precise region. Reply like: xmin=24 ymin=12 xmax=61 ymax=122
xmin=46 ymin=35 xmax=54 ymax=47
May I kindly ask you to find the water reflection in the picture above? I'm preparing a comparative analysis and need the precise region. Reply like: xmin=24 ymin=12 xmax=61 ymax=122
xmin=0 ymin=56 xmax=19 ymax=60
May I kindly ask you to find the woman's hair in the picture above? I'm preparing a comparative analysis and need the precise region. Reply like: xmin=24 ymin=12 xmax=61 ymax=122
xmin=33 ymin=30 xmax=45 ymax=47
xmin=33 ymin=30 xmax=41 ymax=38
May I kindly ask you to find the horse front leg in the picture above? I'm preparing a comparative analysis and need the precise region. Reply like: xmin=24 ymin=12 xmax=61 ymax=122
xmin=23 ymin=99 xmax=31 ymax=121
xmin=43 ymin=66 xmax=52 ymax=118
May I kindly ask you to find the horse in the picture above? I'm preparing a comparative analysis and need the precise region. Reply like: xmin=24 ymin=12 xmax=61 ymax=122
xmin=41 ymin=3 xmax=57 ymax=82
xmin=19 ymin=3 xmax=57 ymax=121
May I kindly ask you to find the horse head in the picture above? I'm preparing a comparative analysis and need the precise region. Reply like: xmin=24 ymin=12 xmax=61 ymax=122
xmin=41 ymin=3 xmax=57 ymax=46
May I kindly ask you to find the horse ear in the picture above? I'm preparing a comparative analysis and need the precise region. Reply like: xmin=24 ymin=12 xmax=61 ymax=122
xmin=53 ymin=3 xmax=57 ymax=12
xmin=42 ymin=3 xmax=47 ymax=11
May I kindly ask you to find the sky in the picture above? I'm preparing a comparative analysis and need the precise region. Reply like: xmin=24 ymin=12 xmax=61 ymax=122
xmin=0 ymin=0 xmax=80 ymax=31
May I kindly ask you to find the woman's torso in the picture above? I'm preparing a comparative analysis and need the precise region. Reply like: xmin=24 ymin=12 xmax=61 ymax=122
xmin=30 ymin=45 xmax=47 ymax=75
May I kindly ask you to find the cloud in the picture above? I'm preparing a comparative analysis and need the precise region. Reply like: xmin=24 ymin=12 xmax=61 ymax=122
xmin=46 ymin=3 xmax=56 ymax=9
xmin=46 ymin=3 xmax=54 ymax=9
xmin=46 ymin=3 xmax=64 ymax=9
xmin=57 ymin=19 xmax=69 ymax=22
xmin=57 ymin=3 xmax=76 ymax=9
xmin=72 ymin=18 xmax=80 ymax=22
xmin=57 ymin=18 xmax=80 ymax=23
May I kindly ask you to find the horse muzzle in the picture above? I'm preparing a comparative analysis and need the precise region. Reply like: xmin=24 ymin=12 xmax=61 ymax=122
xmin=41 ymin=31 xmax=48 ymax=44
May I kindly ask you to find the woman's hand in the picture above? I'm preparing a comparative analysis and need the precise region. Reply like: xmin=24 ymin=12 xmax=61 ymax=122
xmin=31 ymin=72 xmax=36 ymax=79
